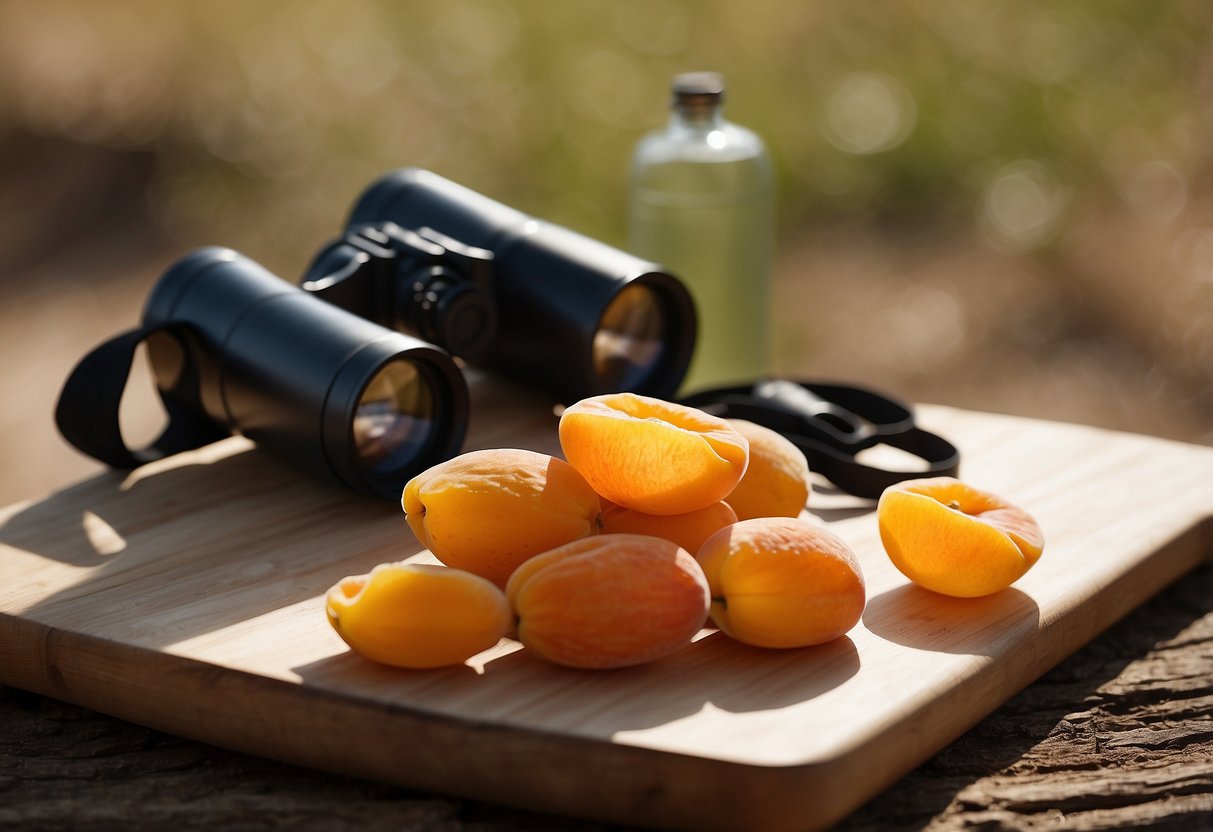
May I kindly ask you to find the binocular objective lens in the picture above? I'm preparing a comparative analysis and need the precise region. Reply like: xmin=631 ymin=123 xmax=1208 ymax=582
xmin=352 ymin=359 xmax=437 ymax=476
xmin=593 ymin=283 xmax=666 ymax=392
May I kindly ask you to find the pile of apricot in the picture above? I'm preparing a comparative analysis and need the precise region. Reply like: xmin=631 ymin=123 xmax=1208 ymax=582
xmin=326 ymin=392 xmax=1044 ymax=670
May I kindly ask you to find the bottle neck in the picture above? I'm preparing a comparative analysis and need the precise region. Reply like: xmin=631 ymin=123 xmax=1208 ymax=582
xmin=669 ymin=103 xmax=724 ymax=133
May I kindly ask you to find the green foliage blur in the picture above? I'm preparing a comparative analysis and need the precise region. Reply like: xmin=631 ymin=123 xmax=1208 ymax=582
xmin=3 ymin=0 xmax=1213 ymax=460
xmin=3 ymin=0 xmax=1211 ymax=272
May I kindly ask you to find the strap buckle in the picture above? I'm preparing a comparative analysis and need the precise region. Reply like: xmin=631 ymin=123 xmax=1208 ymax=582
xmin=681 ymin=379 xmax=960 ymax=499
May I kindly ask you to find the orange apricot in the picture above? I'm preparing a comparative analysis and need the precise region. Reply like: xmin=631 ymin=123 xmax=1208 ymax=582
xmin=326 ymin=563 xmax=512 ymax=669
xmin=506 ymin=534 xmax=710 ymax=669
xmin=697 ymin=517 xmax=866 ymax=649
xmin=724 ymin=419 xmax=812 ymax=520
xmin=402 ymin=448 xmax=602 ymax=587
xmin=601 ymin=501 xmax=738 ymax=555
xmin=877 ymin=476 xmax=1044 ymax=597
xmin=558 ymin=393 xmax=749 ymax=515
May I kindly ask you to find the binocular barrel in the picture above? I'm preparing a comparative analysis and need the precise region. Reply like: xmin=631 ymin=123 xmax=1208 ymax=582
xmin=138 ymin=248 xmax=468 ymax=498
xmin=344 ymin=168 xmax=697 ymax=401
xmin=59 ymin=170 xmax=700 ymax=500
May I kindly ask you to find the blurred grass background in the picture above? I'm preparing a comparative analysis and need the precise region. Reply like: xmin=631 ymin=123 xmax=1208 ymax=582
xmin=2 ymin=0 xmax=1212 ymax=504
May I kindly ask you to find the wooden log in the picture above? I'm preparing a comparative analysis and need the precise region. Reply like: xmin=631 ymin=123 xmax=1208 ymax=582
xmin=843 ymin=561 xmax=1213 ymax=831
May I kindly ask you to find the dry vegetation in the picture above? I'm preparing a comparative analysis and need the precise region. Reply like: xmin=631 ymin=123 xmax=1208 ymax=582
xmin=2 ymin=1 xmax=1212 ymax=504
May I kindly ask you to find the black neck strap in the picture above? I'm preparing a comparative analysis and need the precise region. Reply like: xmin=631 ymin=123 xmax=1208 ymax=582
xmin=784 ymin=425 xmax=960 ymax=500
xmin=54 ymin=324 xmax=228 ymax=470
xmin=682 ymin=380 xmax=961 ymax=500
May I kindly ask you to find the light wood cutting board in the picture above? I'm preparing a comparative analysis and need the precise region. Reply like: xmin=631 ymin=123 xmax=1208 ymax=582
xmin=2 ymin=387 xmax=1211 ymax=831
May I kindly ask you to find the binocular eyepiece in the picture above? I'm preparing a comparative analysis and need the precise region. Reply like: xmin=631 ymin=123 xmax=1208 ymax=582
xmin=56 ymin=169 xmax=697 ymax=498
xmin=55 ymin=248 xmax=468 ymax=499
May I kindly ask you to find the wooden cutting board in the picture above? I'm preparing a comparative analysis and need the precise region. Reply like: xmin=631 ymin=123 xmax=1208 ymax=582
xmin=2 ymin=391 xmax=1211 ymax=832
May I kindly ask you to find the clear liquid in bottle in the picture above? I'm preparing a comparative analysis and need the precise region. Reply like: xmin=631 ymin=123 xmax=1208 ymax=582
xmin=628 ymin=72 xmax=775 ymax=393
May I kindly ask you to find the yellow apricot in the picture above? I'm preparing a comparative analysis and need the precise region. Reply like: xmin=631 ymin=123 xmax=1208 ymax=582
xmin=326 ymin=563 xmax=512 ymax=669
xmin=601 ymin=501 xmax=738 ymax=556
xmin=506 ymin=534 xmax=710 ymax=669
xmin=724 ymin=419 xmax=812 ymax=520
xmin=559 ymin=393 xmax=749 ymax=515
xmin=402 ymin=448 xmax=602 ymax=588
xmin=878 ymin=477 xmax=1044 ymax=597
xmin=697 ymin=517 xmax=865 ymax=649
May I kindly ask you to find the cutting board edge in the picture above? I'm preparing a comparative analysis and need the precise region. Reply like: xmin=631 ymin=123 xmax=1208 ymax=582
xmin=5 ymin=402 xmax=1213 ymax=832
xmin=2 ymin=514 xmax=1209 ymax=832
xmin=813 ymin=512 xmax=1213 ymax=825
xmin=0 ymin=611 xmax=834 ymax=830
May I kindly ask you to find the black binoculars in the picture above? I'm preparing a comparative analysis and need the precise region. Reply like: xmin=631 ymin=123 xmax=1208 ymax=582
xmin=56 ymin=169 xmax=697 ymax=499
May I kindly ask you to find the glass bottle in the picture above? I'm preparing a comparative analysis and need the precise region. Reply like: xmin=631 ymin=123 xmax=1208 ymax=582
xmin=628 ymin=71 xmax=775 ymax=393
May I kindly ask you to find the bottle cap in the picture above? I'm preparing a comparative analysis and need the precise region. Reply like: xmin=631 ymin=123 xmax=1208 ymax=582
xmin=672 ymin=71 xmax=725 ymax=112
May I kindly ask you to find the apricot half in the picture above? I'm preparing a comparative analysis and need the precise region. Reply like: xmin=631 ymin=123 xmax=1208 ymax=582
xmin=878 ymin=477 xmax=1045 ymax=597
xmin=559 ymin=393 xmax=749 ymax=515
xmin=507 ymin=534 xmax=710 ymax=669
xmin=696 ymin=517 xmax=866 ymax=649
xmin=326 ymin=563 xmax=512 ymax=669
xmin=724 ymin=419 xmax=812 ymax=520
xmin=402 ymin=448 xmax=602 ymax=587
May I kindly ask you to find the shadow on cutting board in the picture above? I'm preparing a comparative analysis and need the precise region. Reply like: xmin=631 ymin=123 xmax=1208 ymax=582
xmin=0 ymin=439 xmax=410 ymax=649
xmin=863 ymin=585 xmax=1040 ymax=656
xmin=291 ymin=630 xmax=862 ymax=734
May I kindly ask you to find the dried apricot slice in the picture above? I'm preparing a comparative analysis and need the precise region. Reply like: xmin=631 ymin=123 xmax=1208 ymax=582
xmin=697 ymin=517 xmax=865 ymax=648
xmin=326 ymin=563 xmax=511 ymax=669
xmin=507 ymin=534 xmax=710 ymax=669
xmin=402 ymin=448 xmax=602 ymax=587
xmin=600 ymin=500 xmax=738 ymax=555
xmin=724 ymin=419 xmax=811 ymax=520
xmin=559 ymin=393 xmax=748 ymax=515
xmin=878 ymin=476 xmax=1044 ymax=597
